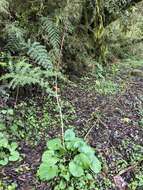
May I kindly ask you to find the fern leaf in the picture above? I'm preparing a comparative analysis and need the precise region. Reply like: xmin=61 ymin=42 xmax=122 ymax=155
xmin=27 ymin=41 xmax=53 ymax=69
xmin=5 ymin=35 xmax=22 ymax=53
xmin=40 ymin=17 xmax=61 ymax=50
xmin=0 ymin=60 xmax=38 ymax=88
xmin=0 ymin=59 xmax=57 ymax=95
xmin=4 ymin=23 xmax=26 ymax=53
xmin=4 ymin=23 xmax=26 ymax=39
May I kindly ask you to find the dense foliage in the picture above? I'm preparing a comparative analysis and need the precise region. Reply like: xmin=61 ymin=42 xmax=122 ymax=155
xmin=0 ymin=0 xmax=143 ymax=80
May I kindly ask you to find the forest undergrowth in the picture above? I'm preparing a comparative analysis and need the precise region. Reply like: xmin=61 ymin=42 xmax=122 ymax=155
xmin=0 ymin=55 xmax=143 ymax=190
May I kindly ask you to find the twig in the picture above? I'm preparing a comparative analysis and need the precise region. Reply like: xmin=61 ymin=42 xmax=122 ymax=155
xmin=84 ymin=119 xmax=99 ymax=140
xmin=117 ymin=165 xmax=136 ymax=176
xmin=98 ymin=118 xmax=109 ymax=129
xmin=55 ymin=89 xmax=65 ymax=147
xmin=55 ymin=26 xmax=67 ymax=147
xmin=117 ymin=158 xmax=143 ymax=177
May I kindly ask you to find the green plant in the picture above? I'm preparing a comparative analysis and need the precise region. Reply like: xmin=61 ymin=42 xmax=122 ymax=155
xmin=91 ymin=61 xmax=105 ymax=79
xmin=0 ymin=59 xmax=57 ymax=94
xmin=0 ymin=124 xmax=20 ymax=166
xmin=40 ymin=17 xmax=61 ymax=50
xmin=37 ymin=129 xmax=101 ymax=189
xmin=0 ymin=14 xmax=62 ymax=94
xmin=95 ymin=79 xmax=119 ymax=95
xmin=4 ymin=22 xmax=26 ymax=53
xmin=27 ymin=41 xmax=53 ymax=69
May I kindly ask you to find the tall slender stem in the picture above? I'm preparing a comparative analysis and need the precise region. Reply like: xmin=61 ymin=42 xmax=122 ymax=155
xmin=55 ymin=26 xmax=66 ymax=147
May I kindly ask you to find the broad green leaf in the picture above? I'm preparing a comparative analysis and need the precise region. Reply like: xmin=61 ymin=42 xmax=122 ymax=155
xmin=9 ymin=151 xmax=20 ymax=161
xmin=47 ymin=138 xmax=62 ymax=150
xmin=69 ymin=161 xmax=84 ymax=177
xmin=90 ymin=157 xmax=101 ymax=174
xmin=10 ymin=142 xmax=18 ymax=150
xmin=42 ymin=150 xmax=59 ymax=165
xmin=74 ymin=153 xmax=91 ymax=169
xmin=78 ymin=144 xmax=94 ymax=156
xmin=0 ymin=138 xmax=8 ymax=148
xmin=0 ymin=158 xmax=8 ymax=166
xmin=66 ymin=138 xmax=83 ymax=151
xmin=38 ymin=163 xmax=58 ymax=181
xmin=64 ymin=129 xmax=75 ymax=141
xmin=66 ymin=141 xmax=75 ymax=151
xmin=42 ymin=150 xmax=55 ymax=158
xmin=73 ymin=138 xmax=84 ymax=149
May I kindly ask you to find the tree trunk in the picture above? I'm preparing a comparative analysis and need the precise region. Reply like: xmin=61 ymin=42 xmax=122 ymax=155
xmin=80 ymin=0 xmax=143 ymax=62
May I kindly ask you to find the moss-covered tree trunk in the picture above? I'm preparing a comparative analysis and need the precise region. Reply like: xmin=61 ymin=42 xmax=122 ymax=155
xmin=80 ymin=0 xmax=143 ymax=62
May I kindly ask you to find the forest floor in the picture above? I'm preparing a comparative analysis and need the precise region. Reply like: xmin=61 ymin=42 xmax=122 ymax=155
xmin=0 ymin=57 xmax=143 ymax=190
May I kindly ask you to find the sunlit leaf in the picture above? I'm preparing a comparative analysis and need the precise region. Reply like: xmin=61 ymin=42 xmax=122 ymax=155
xmin=47 ymin=138 xmax=62 ymax=150
xmin=38 ymin=163 xmax=58 ymax=181
xmin=64 ymin=129 xmax=75 ymax=141
xmin=69 ymin=161 xmax=84 ymax=177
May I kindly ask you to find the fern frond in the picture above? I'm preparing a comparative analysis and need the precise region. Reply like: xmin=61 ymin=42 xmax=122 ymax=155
xmin=0 ymin=59 xmax=57 ymax=95
xmin=40 ymin=17 xmax=61 ymax=50
xmin=4 ymin=23 xmax=26 ymax=53
xmin=0 ymin=60 xmax=42 ymax=89
xmin=4 ymin=23 xmax=26 ymax=40
xmin=27 ymin=41 xmax=53 ymax=69
xmin=0 ymin=60 xmax=59 ymax=95
xmin=5 ymin=34 xmax=22 ymax=53
xmin=0 ymin=0 xmax=9 ymax=14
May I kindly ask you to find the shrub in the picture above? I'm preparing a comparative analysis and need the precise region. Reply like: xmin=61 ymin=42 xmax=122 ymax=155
xmin=37 ymin=129 xmax=101 ymax=190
